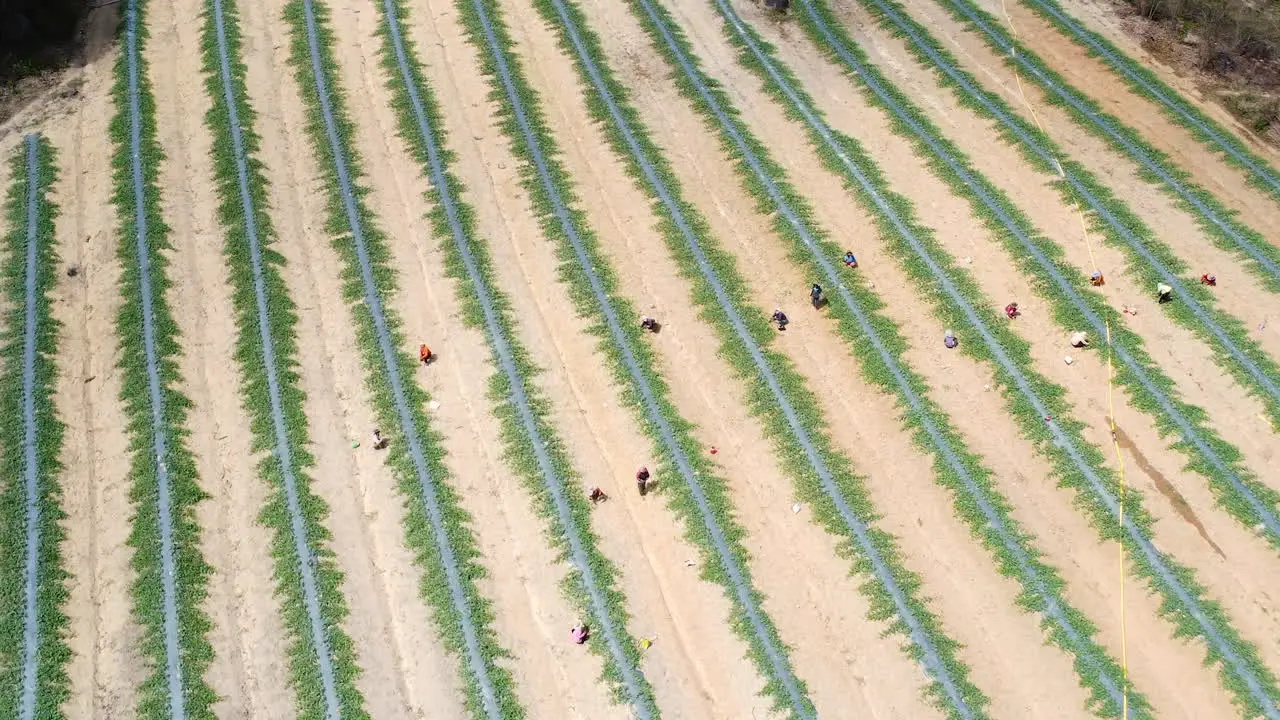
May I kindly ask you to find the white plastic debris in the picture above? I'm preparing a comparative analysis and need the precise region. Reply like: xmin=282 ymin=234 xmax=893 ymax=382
xmin=427 ymin=400 xmax=441 ymax=411
xmin=792 ymin=503 xmax=801 ymax=514
xmin=1064 ymin=356 xmax=1074 ymax=365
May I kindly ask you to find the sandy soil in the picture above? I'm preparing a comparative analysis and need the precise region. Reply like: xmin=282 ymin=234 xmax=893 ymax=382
xmin=319 ymin=0 xmax=625 ymax=714
xmin=831 ymin=1 xmax=1280 ymax=490
xmin=399 ymin=0 xmax=792 ymax=714
xmin=37 ymin=5 xmax=149 ymax=717
xmin=883 ymin=0 xmax=1280 ymax=367
xmin=142 ymin=0 xmax=298 ymax=713
xmin=237 ymin=0 xmax=471 ymax=713
xmin=970 ymin=0 xmax=1280 ymax=241
xmin=790 ymin=0 xmax=1280 ymax=679
xmin=497 ymin=1 xmax=948 ymax=716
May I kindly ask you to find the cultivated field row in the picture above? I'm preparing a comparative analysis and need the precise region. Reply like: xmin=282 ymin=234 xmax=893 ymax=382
xmin=1 ymin=0 xmax=1279 ymax=716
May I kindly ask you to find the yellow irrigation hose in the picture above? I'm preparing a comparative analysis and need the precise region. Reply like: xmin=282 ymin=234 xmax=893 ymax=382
xmin=994 ymin=1 xmax=1131 ymax=713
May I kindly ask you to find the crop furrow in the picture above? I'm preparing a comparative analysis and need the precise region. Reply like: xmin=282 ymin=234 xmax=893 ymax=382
xmin=112 ymin=0 xmax=218 ymax=714
xmin=201 ymin=0 xmax=369 ymax=713
xmin=677 ymin=1 xmax=1154 ymax=715
xmin=670 ymin=0 xmax=1280 ymax=716
xmin=513 ymin=0 xmax=989 ymax=715
xmin=898 ymin=0 xmax=1280 ymax=409
xmin=1015 ymin=0 xmax=1280 ymax=207
xmin=417 ymin=0 xmax=816 ymax=714
xmin=0 ymin=135 xmax=71 ymax=720
xmin=371 ymin=0 xmax=661 ymax=714
xmin=282 ymin=0 xmax=522 ymax=715
xmin=935 ymin=0 xmax=1280 ymax=293
xmin=826 ymin=0 xmax=1280 ymax=534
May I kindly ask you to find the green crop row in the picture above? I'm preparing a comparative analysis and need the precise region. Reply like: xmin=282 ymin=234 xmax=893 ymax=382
xmin=0 ymin=137 xmax=72 ymax=719
xmin=436 ymin=0 xmax=814 ymax=714
xmin=280 ymin=0 xmax=523 ymax=714
xmin=197 ymin=0 xmax=368 ymax=715
xmin=374 ymin=0 xmax=656 ymax=711
xmin=698 ymin=4 xmax=1148 ymax=716
xmin=724 ymin=2 xmax=1280 ymax=714
xmin=110 ymin=0 xmax=218 ymax=715
xmin=524 ymin=0 xmax=990 ymax=715
xmin=840 ymin=0 xmax=1280 ymax=537
xmin=915 ymin=0 xmax=1280 ymax=422
xmin=1012 ymin=0 xmax=1280 ymax=211
xmin=944 ymin=0 xmax=1280 ymax=296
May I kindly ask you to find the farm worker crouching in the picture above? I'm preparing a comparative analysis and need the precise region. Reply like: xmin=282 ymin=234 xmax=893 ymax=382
xmin=419 ymin=343 xmax=433 ymax=364
xmin=943 ymin=329 xmax=958 ymax=349
xmin=1004 ymin=302 xmax=1019 ymax=320
xmin=1089 ymin=271 xmax=1105 ymax=287
xmin=372 ymin=429 xmax=389 ymax=450
xmin=1156 ymin=283 xmax=1173 ymax=303
xmin=640 ymin=315 xmax=659 ymax=333
xmin=636 ymin=466 xmax=651 ymax=497
xmin=570 ymin=624 xmax=590 ymax=645
xmin=843 ymin=251 xmax=858 ymax=268
xmin=588 ymin=487 xmax=607 ymax=504
xmin=1200 ymin=273 xmax=1217 ymax=286
xmin=1069 ymin=331 xmax=1089 ymax=348
xmin=772 ymin=309 xmax=789 ymax=331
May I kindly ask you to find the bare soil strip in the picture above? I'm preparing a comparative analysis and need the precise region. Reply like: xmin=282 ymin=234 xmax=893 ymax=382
xmin=239 ymin=0 xmax=469 ymax=712
xmin=324 ymin=0 xmax=626 ymax=712
xmin=422 ymin=0 xmax=788 ymax=712
xmin=788 ymin=0 xmax=1280 ymax=679
xmin=824 ymin=0 xmax=1280 ymax=506
xmin=876 ymin=0 xmax=1280 ymax=367
xmin=143 ymin=0 xmax=297 ymax=712
xmin=42 ymin=6 xmax=147 ymax=716
xmin=496 ymin=1 xmax=944 ymax=715
xmin=966 ymin=0 xmax=1280 ymax=239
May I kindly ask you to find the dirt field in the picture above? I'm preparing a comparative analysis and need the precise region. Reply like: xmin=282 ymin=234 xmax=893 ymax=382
xmin=2 ymin=0 xmax=1280 ymax=714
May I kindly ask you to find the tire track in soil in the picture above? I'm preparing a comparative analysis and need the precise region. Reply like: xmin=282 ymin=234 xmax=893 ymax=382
xmin=605 ymin=0 xmax=1112 ymax=714
xmin=325 ymin=0 xmax=622 ymax=714
xmin=441 ymin=0 xmax=782 ymax=713
xmin=785 ymin=0 xmax=1280 ymax=679
xmin=972 ymin=0 xmax=1280 ymax=241
xmin=826 ymin=2 xmax=1280 ymax=497
xmin=869 ymin=0 xmax=1280 ymax=366
xmin=239 ymin=0 xmax=468 ymax=713
xmin=44 ymin=6 xmax=148 ymax=716
xmin=497 ymin=1 xmax=943 ymax=716
xmin=144 ymin=0 xmax=295 ymax=712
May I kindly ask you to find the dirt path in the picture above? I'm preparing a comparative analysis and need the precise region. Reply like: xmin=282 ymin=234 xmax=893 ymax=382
xmin=41 ymin=6 xmax=147 ymax=717
xmin=759 ymin=0 xmax=1280 ymax=680
xmin=414 ymin=0 xmax=790 ymax=714
xmin=498 ymin=2 xmax=943 ymax=717
xmin=322 ymin=0 xmax=625 ymax=713
xmin=962 ymin=0 xmax=1280 ymax=241
xmin=875 ymin=0 xmax=1280 ymax=367
xmin=816 ymin=0 xmax=1280 ymax=505
xmin=143 ymin=0 xmax=297 ymax=712
xmin=239 ymin=0 xmax=469 ymax=713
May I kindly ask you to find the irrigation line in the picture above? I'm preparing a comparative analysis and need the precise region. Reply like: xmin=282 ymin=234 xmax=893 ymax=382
xmin=944 ymin=0 xmax=1280 ymax=292
xmin=209 ymin=0 xmax=343 ymax=714
xmin=437 ymin=0 xmax=814 ymax=714
xmin=296 ymin=0 xmax=502 ymax=714
xmin=124 ymin=0 xmax=187 ymax=713
xmin=707 ymin=0 xmax=1280 ymax=713
xmin=18 ymin=133 xmax=43 ymax=720
xmin=380 ymin=0 xmax=654 ymax=715
xmin=1018 ymin=0 xmax=1280 ymax=201
xmin=839 ymin=0 xmax=1280 ymax=542
xmin=547 ymin=0 xmax=974 ymax=715
xmin=710 ymin=2 xmax=1134 ymax=711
